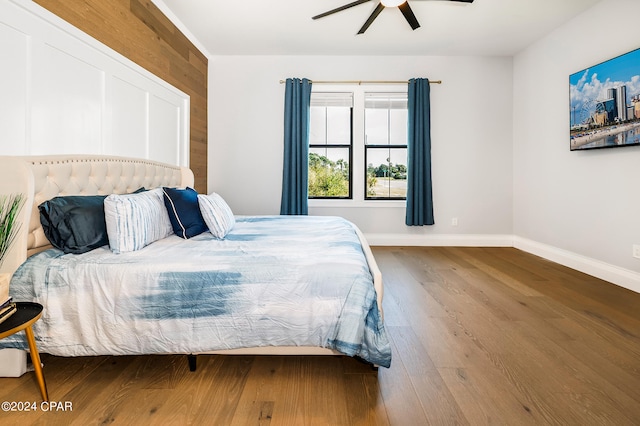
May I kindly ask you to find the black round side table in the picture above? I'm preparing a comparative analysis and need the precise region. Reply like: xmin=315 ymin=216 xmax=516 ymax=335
xmin=0 ymin=302 xmax=49 ymax=401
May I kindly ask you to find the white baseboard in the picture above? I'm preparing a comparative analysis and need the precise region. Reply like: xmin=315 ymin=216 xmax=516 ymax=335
xmin=513 ymin=237 xmax=640 ymax=294
xmin=365 ymin=232 xmax=640 ymax=294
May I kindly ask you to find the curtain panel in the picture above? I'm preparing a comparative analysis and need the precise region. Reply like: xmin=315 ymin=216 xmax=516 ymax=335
xmin=406 ymin=78 xmax=434 ymax=226
xmin=280 ymin=78 xmax=312 ymax=215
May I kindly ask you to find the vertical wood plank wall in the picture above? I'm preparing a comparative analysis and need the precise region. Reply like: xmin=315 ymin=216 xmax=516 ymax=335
xmin=33 ymin=0 xmax=208 ymax=193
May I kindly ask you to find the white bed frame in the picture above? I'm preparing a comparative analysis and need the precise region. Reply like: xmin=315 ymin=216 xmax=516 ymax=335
xmin=0 ymin=155 xmax=383 ymax=373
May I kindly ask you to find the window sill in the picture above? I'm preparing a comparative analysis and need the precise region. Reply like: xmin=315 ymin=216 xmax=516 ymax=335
xmin=309 ymin=199 xmax=405 ymax=209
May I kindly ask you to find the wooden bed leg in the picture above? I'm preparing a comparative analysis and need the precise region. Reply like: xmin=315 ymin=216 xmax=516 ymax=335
xmin=187 ymin=354 xmax=197 ymax=372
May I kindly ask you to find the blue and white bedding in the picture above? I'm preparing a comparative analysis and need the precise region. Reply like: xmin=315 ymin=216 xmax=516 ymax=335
xmin=2 ymin=216 xmax=391 ymax=367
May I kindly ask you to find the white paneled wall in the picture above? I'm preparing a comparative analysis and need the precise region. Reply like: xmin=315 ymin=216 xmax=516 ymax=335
xmin=30 ymin=42 xmax=104 ymax=154
xmin=110 ymin=77 xmax=149 ymax=159
xmin=0 ymin=0 xmax=189 ymax=166
xmin=0 ymin=20 xmax=28 ymax=155
xmin=149 ymin=95 xmax=181 ymax=165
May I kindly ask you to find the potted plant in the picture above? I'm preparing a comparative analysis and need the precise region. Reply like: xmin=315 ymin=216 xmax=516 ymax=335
xmin=0 ymin=193 xmax=25 ymax=302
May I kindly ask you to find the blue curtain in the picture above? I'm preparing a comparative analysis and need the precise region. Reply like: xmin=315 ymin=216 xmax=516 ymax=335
xmin=406 ymin=78 xmax=434 ymax=226
xmin=280 ymin=78 xmax=312 ymax=215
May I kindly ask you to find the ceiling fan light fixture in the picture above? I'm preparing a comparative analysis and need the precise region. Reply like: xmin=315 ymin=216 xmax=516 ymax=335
xmin=381 ymin=0 xmax=406 ymax=7
xmin=313 ymin=0 xmax=475 ymax=34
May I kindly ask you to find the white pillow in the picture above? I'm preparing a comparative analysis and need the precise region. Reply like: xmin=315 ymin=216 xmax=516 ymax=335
xmin=104 ymin=188 xmax=174 ymax=253
xmin=197 ymin=193 xmax=235 ymax=239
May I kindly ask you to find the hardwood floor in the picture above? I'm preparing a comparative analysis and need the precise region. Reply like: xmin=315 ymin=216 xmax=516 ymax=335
xmin=1 ymin=247 xmax=639 ymax=425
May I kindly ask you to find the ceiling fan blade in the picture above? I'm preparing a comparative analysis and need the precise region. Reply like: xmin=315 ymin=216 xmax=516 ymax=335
xmin=312 ymin=0 xmax=373 ymax=20
xmin=357 ymin=2 xmax=385 ymax=34
xmin=398 ymin=2 xmax=420 ymax=30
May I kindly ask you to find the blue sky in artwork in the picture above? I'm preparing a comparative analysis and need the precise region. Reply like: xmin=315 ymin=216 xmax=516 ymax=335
xmin=569 ymin=47 xmax=640 ymax=125
xmin=570 ymin=48 xmax=640 ymax=86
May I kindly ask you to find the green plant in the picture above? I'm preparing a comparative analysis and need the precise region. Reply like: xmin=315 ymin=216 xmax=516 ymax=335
xmin=0 ymin=193 xmax=25 ymax=268
xmin=308 ymin=153 xmax=349 ymax=197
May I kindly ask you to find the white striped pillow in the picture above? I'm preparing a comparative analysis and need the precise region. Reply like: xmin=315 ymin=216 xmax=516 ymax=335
xmin=104 ymin=188 xmax=174 ymax=253
xmin=197 ymin=193 xmax=235 ymax=239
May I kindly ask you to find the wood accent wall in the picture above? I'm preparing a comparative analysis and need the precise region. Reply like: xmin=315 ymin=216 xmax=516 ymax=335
xmin=33 ymin=0 xmax=208 ymax=193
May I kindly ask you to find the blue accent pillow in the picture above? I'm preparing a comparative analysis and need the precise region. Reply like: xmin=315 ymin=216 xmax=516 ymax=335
xmin=39 ymin=195 xmax=109 ymax=254
xmin=162 ymin=187 xmax=208 ymax=239
xmin=39 ymin=188 xmax=147 ymax=254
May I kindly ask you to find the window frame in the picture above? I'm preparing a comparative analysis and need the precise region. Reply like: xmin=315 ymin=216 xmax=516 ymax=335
xmin=308 ymin=93 xmax=354 ymax=200
xmin=364 ymin=145 xmax=408 ymax=201
xmin=364 ymin=92 xmax=408 ymax=201
xmin=308 ymin=85 xmax=408 ymax=208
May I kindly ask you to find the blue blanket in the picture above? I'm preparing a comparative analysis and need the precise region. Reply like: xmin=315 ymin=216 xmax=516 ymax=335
xmin=2 ymin=216 xmax=391 ymax=367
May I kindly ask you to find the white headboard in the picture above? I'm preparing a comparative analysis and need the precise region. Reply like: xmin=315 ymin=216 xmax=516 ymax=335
xmin=0 ymin=155 xmax=194 ymax=275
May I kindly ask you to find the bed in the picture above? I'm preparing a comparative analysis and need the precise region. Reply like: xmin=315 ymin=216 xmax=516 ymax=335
xmin=0 ymin=155 xmax=391 ymax=375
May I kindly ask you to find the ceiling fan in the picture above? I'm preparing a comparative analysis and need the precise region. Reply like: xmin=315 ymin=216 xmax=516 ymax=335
xmin=312 ymin=0 xmax=475 ymax=34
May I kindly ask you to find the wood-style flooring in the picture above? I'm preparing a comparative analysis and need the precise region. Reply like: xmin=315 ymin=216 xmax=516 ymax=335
xmin=1 ymin=247 xmax=639 ymax=425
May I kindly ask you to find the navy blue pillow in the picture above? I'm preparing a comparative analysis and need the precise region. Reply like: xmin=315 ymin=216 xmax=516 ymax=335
xmin=38 ymin=188 xmax=147 ymax=254
xmin=39 ymin=195 xmax=109 ymax=254
xmin=162 ymin=187 xmax=208 ymax=239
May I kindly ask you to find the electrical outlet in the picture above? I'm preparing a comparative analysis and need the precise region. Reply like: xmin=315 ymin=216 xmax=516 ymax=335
xmin=633 ymin=245 xmax=640 ymax=259
xmin=451 ymin=217 xmax=458 ymax=227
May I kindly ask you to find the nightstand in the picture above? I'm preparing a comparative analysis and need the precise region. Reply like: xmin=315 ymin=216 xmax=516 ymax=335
xmin=0 ymin=302 xmax=49 ymax=401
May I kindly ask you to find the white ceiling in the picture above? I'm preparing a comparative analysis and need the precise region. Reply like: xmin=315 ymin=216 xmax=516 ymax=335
xmin=153 ymin=0 xmax=601 ymax=57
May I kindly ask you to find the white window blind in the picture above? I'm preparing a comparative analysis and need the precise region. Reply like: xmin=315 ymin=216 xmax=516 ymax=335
xmin=365 ymin=92 xmax=407 ymax=109
xmin=311 ymin=92 xmax=354 ymax=107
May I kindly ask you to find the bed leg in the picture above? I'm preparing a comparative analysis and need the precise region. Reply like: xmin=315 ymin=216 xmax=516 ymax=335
xmin=187 ymin=354 xmax=197 ymax=372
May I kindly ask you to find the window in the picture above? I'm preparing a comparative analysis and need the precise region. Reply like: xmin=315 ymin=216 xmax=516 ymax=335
xmin=308 ymin=88 xmax=408 ymax=202
xmin=365 ymin=93 xmax=408 ymax=200
xmin=308 ymin=93 xmax=353 ymax=198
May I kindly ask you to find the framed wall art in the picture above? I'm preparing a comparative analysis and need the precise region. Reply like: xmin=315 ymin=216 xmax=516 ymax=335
xmin=570 ymin=47 xmax=640 ymax=151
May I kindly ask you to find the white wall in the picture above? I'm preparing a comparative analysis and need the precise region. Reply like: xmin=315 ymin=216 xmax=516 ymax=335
xmin=513 ymin=0 xmax=640 ymax=288
xmin=209 ymin=55 xmax=514 ymax=243
xmin=0 ymin=0 xmax=189 ymax=166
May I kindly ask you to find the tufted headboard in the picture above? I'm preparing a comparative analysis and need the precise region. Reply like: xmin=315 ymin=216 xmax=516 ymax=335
xmin=0 ymin=155 xmax=194 ymax=275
